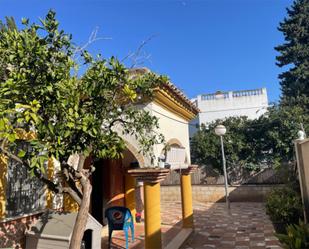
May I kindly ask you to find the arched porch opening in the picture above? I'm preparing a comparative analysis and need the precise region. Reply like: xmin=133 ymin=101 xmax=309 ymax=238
xmin=90 ymin=142 xmax=143 ymax=225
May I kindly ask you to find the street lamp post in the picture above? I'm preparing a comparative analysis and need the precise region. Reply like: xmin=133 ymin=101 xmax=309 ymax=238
xmin=215 ymin=124 xmax=230 ymax=209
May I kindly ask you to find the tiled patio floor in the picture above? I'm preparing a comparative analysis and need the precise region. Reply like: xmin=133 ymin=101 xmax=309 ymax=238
xmin=102 ymin=201 xmax=282 ymax=249
xmin=101 ymin=201 xmax=183 ymax=249
xmin=181 ymin=202 xmax=283 ymax=249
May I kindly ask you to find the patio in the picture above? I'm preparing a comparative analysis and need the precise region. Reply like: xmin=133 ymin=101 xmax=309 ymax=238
xmin=101 ymin=201 xmax=282 ymax=249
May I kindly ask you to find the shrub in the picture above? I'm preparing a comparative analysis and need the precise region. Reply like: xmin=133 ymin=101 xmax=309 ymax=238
xmin=266 ymin=187 xmax=303 ymax=225
xmin=277 ymin=221 xmax=309 ymax=249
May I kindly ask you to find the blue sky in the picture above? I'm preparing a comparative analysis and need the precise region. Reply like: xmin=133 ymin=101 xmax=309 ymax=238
xmin=1 ymin=0 xmax=293 ymax=102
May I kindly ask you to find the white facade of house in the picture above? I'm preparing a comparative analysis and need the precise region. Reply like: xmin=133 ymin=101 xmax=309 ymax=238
xmin=149 ymin=101 xmax=191 ymax=167
xmin=190 ymin=88 xmax=268 ymax=136
xmin=119 ymin=101 xmax=193 ymax=169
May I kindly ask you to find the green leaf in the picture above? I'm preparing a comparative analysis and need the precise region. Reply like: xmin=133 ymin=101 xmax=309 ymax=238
xmin=8 ymin=134 xmax=16 ymax=142
xmin=48 ymin=123 xmax=54 ymax=134
xmin=67 ymin=122 xmax=74 ymax=128
xmin=17 ymin=150 xmax=26 ymax=158
xmin=64 ymin=130 xmax=70 ymax=138
xmin=0 ymin=119 xmax=5 ymax=130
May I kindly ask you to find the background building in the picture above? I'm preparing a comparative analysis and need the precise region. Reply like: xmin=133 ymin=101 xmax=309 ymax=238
xmin=190 ymin=88 xmax=268 ymax=136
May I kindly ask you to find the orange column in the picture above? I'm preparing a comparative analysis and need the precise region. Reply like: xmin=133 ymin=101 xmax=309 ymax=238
xmin=125 ymin=174 xmax=136 ymax=220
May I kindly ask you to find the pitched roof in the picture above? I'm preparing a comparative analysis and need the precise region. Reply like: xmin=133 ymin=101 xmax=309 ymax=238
xmin=129 ymin=68 xmax=200 ymax=117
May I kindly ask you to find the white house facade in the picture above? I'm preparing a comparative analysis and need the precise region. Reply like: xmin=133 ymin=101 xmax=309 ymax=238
xmin=190 ymin=88 xmax=268 ymax=136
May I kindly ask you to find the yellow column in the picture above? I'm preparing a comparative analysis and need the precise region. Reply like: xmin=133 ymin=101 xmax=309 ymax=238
xmin=144 ymin=182 xmax=162 ymax=249
xmin=63 ymin=193 xmax=79 ymax=212
xmin=0 ymin=154 xmax=7 ymax=219
xmin=46 ymin=158 xmax=54 ymax=209
xmin=181 ymin=173 xmax=194 ymax=228
xmin=128 ymin=168 xmax=169 ymax=249
xmin=125 ymin=174 xmax=136 ymax=220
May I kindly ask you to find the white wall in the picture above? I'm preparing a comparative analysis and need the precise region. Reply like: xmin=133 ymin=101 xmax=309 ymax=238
xmin=190 ymin=88 xmax=268 ymax=136
xmin=116 ymin=101 xmax=192 ymax=168
xmin=148 ymin=102 xmax=191 ymax=167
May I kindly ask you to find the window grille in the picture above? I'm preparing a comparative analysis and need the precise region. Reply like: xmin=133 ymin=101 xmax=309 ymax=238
xmin=5 ymin=142 xmax=46 ymax=218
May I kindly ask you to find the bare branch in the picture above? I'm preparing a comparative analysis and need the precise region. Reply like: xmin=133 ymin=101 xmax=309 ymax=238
xmin=122 ymin=34 xmax=158 ymax=68
xmin=62 ymin=187 xmax=82 ymax=205
xmin=108 ymin=118 xmax=128 ymax=130
xmin=73 ymin=26 xmax=112 ymax=60
xmin=77 ymin=154 xmax=85 ymax=172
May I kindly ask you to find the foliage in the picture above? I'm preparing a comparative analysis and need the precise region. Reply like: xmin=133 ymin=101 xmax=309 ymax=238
xmin=0 ymin=11 xmax=167 ymax=247
xmin=0 ymin=10 xmax=166 ymax=172
xmin=275 ymin=0 xmax=309 ymax=100
xmin=250 ymin=103 xmax=309 ymax=166
xmin=191 ymin=116 xmax=252 ymax=174
xmin=190 ymin=100 xmax=309 ymax=176
xmin=266 ymin=187 xmax=303 ymax=225
xmin=277 ymin=221 xmax=309 ymax=249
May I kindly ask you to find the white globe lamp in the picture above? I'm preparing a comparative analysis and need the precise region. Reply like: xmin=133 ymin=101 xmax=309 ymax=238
xmin=215 ymin=125 xmax=227 ymax=136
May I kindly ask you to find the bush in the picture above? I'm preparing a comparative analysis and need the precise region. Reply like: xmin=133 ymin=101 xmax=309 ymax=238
xmin=266 ymin=187 xmax=303 ymax=225
xmin=277 ymin=221 xmax=309 ymax=249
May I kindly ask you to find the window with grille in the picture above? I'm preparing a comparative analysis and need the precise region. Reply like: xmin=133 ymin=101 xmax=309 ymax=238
xmin=5 ymin=142 xmax=46 ymax=218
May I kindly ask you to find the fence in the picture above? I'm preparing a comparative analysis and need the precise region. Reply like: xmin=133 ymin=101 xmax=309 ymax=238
xmin=161 ymin=165 xmax=289 ymax=186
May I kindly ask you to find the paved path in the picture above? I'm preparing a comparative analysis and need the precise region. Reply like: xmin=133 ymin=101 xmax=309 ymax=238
xmin=102 ymin=201 xmax=282 ymax=249
xmin=181 ymin=202 xmax=282 ymax=249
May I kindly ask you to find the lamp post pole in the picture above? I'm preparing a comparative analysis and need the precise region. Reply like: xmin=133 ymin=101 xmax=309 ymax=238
xmin=220 ymin=135 xmax=230 ymax=209
xmin=215 ymin=125 xmax=230 ymax=209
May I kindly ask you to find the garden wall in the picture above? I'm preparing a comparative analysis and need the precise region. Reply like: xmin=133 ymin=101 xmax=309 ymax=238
xmin=0 ymin=212 xmax=42 ymax=249
xmin=295 ymin=138 xmax=309 ymax=222
xmin=161 ymin=184 xmax=283 ymax=202
xmin=161 ymin=167 xmax=288 ymax=185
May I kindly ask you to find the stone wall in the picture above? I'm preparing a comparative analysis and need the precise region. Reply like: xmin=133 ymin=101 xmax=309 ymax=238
xmin=295 ymin=138 xmax=309 ymax=222
xmin=161 ymin=184 xmax=283 ymax=203
xmin=0 ymin=212 xmax=42 ymax=249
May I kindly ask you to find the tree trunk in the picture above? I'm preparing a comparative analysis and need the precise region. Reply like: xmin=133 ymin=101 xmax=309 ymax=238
xmin=69 ymin=177 xmax=92 ymax=249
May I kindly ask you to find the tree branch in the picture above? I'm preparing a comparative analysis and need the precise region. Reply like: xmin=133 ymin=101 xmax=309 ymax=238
xmin=121 ymin=34 xmax=158 ymax=68
xmin=77 ymin=154 xmax=85 ymax=172
xmin=62 ymin=187 xmax=82 ymax=205
xmin=108 ymin=118 xmax=129 ymax=130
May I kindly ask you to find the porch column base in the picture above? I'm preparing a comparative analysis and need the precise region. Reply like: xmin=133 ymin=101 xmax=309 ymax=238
xmin=128 ymin=168 xmax=170 ymax=249
xmin=175 ymin=165 xmax=198 ymax=229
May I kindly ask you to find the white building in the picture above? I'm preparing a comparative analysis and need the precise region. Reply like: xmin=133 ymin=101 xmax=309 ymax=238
xmin=190 ymin=88 xmax=268 ymax=136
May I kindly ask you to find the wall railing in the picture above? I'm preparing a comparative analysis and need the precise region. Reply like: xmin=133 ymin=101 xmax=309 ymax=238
xmin=201 ymin=88 xmax=264 ymax=101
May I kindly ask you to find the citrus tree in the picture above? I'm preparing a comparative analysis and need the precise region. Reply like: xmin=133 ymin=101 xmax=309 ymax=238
xmin=0 ymin=11 xmax=165 ymax=248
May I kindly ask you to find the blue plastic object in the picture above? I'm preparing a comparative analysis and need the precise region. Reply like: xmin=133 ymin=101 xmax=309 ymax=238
xmin=105 ymin=206 xmax=135 ymax=249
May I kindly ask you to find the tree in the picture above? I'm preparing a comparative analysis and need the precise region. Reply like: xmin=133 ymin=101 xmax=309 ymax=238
xmin=190 ymin=117 xmax=254 ymax=183
xmin=250 ymin=103 xmax=309 ymax=166
xmin=190 ymin=103 xmax=309 ymax=183
xmin=276 ymin=0 xmax=309 ymax=100
xmin=0 ymin=11 xmax=166 ymax=248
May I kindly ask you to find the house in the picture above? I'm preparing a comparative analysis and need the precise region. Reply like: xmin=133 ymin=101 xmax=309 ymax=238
xmin=0 ymin=68 xmax=199 ymax=249
xmin=190 ymin=88 xmax=268 ymax=136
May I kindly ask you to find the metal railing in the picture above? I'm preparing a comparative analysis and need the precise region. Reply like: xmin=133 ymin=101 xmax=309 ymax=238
xmin=6 ymin=142 xmax=46 ymax=218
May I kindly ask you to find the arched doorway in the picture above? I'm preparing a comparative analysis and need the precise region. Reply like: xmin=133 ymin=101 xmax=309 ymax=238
xmin=90 ymin=143 xmax=143 ymax=225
